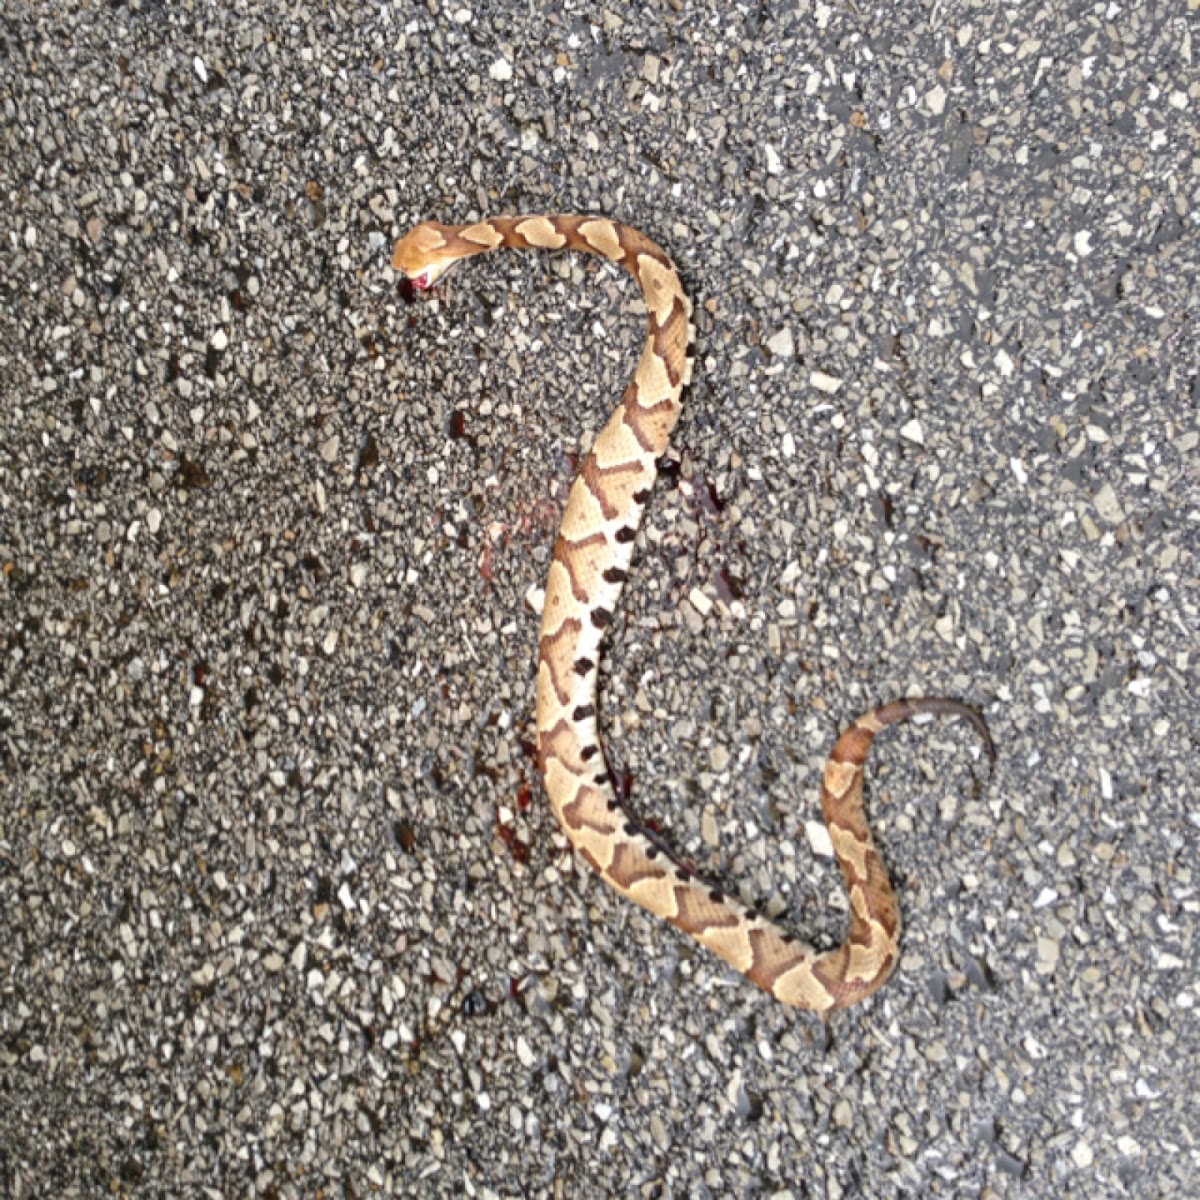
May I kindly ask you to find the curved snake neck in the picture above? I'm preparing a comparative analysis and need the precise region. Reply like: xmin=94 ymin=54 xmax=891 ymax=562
xmin=394 ymin=214 xmax=992 ymax=1012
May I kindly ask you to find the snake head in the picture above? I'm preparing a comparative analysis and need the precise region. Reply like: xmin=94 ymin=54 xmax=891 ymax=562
xmin=392 ymin=220 xmax=462 ymax=290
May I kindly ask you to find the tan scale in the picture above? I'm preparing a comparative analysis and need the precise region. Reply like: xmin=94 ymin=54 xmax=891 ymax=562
xmin=514 ymin=217 xmax=567 ymax=249
xmin=591 ymin=418 xmax=652 ymax=471
xmin=393 ymin=215 xmax=994 ymax=1012
xmin=577 ymin=218 xmax=624 ymax=260
xmin=631 ymin=344 xmax=677 ymax=404
xmin=460 ymin=221 xmax=505 ymax=248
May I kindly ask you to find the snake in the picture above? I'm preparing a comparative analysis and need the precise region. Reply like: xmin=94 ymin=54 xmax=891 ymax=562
xmin=393 ymin=215 xmax=992 ymax=1012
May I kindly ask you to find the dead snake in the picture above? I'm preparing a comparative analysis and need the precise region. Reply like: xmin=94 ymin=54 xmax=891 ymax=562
xmin=393 ymin=215 xmax=992 ymax=1011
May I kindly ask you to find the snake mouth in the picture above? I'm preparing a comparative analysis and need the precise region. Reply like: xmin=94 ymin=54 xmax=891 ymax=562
xmin=408 ymin=268 xmax=435 ymax=290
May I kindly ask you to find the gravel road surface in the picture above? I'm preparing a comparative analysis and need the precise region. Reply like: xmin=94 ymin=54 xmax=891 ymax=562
xmin=2 ymin=1 xmax=1196 ymax=1196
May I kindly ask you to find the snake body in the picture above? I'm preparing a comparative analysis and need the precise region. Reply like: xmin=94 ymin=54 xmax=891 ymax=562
xmin=393 ymin=215 xmax=991 ymax=1011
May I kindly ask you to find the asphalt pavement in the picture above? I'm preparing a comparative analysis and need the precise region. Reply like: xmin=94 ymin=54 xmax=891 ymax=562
xmin=1 ymin=1 xmax=1196 ymax=1196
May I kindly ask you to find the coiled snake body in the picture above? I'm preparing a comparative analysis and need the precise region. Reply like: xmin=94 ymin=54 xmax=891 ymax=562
xmin=394 ymin=215 xmax=991 ymax=1012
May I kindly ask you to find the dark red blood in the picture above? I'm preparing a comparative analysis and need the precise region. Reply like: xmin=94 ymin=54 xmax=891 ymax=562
xmin=399 ymin=278 xmax=418 ymax=304
xmin=872 ymin=491 xmax=895 ymax=529
xmin=395 ymin=819 xmax=416 ymax=854
xmin=713 ymin=568 xmax=743 ymax=602
xmin=506 ymin=832 xmax=531 ymax=865
xmin=697 ymin=479 xmax=724 ymax=514
xmin=495 ymin=810 xmax=531 ymax=865
xmin=515 ymin=783 xmax=532 ymax=812
xmin=447 ymin=410 xmax=467 ymax=439
xmin=611 ymin=766 xmax=634 ymax=806
xmin=508 ymin=977 xmax=523 ymax=1000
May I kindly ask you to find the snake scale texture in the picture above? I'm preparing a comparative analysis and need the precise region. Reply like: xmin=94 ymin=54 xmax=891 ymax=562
xmin=393 ymin=215 xmax=992 ymax=1011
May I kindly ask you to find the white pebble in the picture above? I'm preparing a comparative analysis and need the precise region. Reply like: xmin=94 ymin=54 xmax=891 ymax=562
xmin=489 ymin=57 xmax=513 ymax=82
xmin=766 ymin=327 xmax=794 ymax=357
xmin=899 ymin=419 xmax=925 ymax=445
xmin=809 ymin=369 xmax=841 ymax=393
xmin=1093 ymin=481 xmax=1125 ymax=525
xmin=804 ymin=819 xmax=834 ymax=857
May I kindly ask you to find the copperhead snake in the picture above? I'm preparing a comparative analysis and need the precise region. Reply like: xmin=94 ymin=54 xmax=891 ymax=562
xmin=393 ymin=215 xmax=993 ymax=1012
